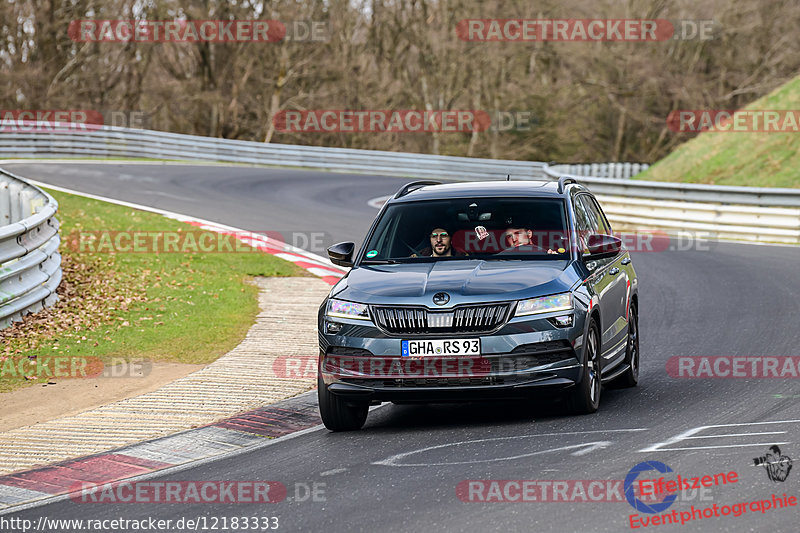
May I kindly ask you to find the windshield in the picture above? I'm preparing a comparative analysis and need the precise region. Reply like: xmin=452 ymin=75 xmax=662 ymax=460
xmin=360 ymin=197 xmax=570 ymax=263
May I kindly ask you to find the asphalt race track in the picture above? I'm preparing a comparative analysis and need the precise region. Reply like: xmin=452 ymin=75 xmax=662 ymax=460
xmin=5 ymin=162 xmax=800 ymax=532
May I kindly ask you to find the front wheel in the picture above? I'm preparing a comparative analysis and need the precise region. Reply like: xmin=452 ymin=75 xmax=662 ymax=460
xmin=318 ymin=375 xmax=369 ymax=431
xmin=569 ymin=319 xmax=601 ymax=414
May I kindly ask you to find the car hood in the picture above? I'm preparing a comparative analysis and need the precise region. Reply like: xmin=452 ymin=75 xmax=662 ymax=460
xmin=332 ymin=260 xmax=580 ymax=306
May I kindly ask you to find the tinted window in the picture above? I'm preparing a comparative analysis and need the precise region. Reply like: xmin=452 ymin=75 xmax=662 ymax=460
xmin=580 ymin=195 xmax=612 ymax=235
xmin=572 ymin=194 xmax=593 ymax=252
xmin=573 ymin=194 xmax=593 ymax=233
xmin=361 ymin=197 xmax=570 ymax=262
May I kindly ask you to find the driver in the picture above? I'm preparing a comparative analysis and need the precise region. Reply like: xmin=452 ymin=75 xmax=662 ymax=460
xmin=414 ymin=227 xmax=465 ymax=257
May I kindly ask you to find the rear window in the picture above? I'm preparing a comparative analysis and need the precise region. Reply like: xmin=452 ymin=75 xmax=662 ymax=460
xmin=360 ymin=197 xmax=569 ymax=263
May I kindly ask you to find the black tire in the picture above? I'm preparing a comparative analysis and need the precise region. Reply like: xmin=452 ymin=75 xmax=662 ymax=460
xmin=569 ymin=319 xmax=601 ymax=414
xmin=318 ymin=375 xmax=369 ymax=431
xmin=611 ymin=302 xmax=639 ymax=388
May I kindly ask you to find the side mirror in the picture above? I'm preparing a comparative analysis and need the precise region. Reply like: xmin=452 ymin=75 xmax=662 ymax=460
xmin=585 ymin=234 xmax=622 ymax=259
xmin=327 ymin=242 xmax=355 ymax=267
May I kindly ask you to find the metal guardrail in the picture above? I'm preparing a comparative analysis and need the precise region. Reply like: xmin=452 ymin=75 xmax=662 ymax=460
xmin=0 ymin=125 xmax=546 ymax=180
xmin=1 ymin=124 xmax=798 ymax=246
xmin=541 ymin=165 xmax=800 ymax=244
xmin=0 ymin=169 xmax=61 ymax=329
xmin=547 ymin=162 xmax=648 ymax=180
xmin=594 ymin=195 xmax=800 ymax=244
xmin=541 ymin=164 xmax=800 ymax=208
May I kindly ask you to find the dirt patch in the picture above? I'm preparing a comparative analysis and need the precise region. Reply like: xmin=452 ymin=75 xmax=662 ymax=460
xmin=0 ymin=361 xmax=204 ymax=432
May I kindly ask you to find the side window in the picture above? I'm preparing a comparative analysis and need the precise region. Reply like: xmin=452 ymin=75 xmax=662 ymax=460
xmin=584 ymin=196 xmax=612 ymax=235
xmin=577 ymin=194 xmax=610 ymax=235
xmin=572 ymin=194 xmax=592 ymax=252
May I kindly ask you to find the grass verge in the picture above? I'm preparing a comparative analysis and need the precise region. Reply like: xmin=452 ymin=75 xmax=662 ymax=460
xmin=0 ymin=189 xmax=308 ymax=393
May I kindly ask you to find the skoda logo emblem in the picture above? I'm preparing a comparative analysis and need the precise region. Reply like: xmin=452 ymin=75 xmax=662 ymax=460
xmin=433 ymin=292 xmax=450 ymax=306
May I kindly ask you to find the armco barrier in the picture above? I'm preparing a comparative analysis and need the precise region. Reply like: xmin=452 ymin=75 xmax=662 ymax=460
xmin=0 ymin=169 xmax=61 ymax=329
xmin=1 ymin=124 xmax=798 ymax=246
xmin=542 ymin=165 xmax=800 ymax=244
xmin=0 ymin=125 xmax=546 ymax=181
xmin=547 ymin=162 xmax=648 ymax=180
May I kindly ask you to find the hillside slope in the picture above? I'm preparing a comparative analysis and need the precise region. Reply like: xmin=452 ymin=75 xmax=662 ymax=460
xmin=637 ymin=76 xmax=800 ymax=188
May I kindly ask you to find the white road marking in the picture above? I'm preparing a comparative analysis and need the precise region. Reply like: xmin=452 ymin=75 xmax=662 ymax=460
xmin=376 ymin=441 xmax=613 ymax=467
xmin=570 ymin=441 xmax=612 ymax=456
xmin=367 ymin=195 xmax=391 ymax=209
xmin=638 ymin=419 xmax=800 ymax=452
xmin=320 ymin=468 xmax=348 ymax=476
xmin=373 ymin=428 xmax=646 ymax=467
xmin=683 ymin=431 xmax=786 ymax=439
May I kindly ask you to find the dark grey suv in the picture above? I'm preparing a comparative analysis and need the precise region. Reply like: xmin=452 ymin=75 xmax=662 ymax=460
xmin=318 ymin=177 xmax=639 ymax=431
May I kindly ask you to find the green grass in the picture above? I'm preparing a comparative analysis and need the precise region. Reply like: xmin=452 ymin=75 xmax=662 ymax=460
xmin=0 ymin=189 xmax=308 ymax=392
xmin=637 ymin=75 xmax=800 ymax=188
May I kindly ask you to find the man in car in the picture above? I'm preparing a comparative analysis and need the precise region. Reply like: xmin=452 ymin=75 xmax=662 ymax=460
xmin=415 ymin=227 xmax=465 ymax=257
xmin=503 ymin=226 xmax=559 ymax=254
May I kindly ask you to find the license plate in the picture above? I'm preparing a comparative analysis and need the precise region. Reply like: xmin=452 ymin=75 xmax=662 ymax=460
xmin=401 ymin=339 xmax=481 ymax=357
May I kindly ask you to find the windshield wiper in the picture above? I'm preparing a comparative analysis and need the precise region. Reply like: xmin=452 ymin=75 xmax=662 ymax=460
xmin=361 ymin=259 xmax=403 ymax=264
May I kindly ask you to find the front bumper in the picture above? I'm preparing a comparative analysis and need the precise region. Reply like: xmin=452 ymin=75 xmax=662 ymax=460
xmin=318 ymin=311 xmax=585 ymax=402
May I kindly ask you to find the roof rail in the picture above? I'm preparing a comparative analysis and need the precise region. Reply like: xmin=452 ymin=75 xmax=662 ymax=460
xmin=557 ymin=176 xmax=578 ymax=194
xmin=394 ymin=180 xmax=442 ymax=199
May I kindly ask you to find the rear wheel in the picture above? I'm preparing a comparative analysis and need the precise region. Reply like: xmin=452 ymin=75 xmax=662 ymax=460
xmin=569 ymin=319 xmax=601 ymax=414
xmin=612 ymin=302 xmax=639 ymax=388
xmin=318 ymin=375 xmax=369 ymax=431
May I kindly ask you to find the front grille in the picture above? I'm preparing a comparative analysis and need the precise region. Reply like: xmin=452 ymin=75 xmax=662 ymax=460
xmin=372 ymin=303 xmax=511 ymax=335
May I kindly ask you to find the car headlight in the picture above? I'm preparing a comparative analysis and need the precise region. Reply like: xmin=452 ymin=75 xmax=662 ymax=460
xmin=516 ymin=293 xmax=573 ymax=316
xmin=326 ymin=299 xmax=370 ymax=320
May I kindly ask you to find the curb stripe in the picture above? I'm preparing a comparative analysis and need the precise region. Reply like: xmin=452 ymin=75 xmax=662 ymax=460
xmin=0 ymin=454 xmax=172 ymax=496
xmin=212 ymin=403 xmax=321 ymax=438
xmin=176 ymin=221 xmax=345 ymax=285
xmin=0 ymin=399 xmax=322 ymax=512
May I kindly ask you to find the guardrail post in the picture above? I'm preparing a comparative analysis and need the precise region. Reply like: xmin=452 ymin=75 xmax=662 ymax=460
xmin=0 ymin=179 xmax=10 ymax=225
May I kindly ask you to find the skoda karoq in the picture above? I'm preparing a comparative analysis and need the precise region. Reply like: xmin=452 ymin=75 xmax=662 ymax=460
xmin=318 ymin=178 xmax=639 ymax=431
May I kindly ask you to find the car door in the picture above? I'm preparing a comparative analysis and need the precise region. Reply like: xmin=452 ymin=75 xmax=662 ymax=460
xmin=575 ymin=193 xmax=629 ymax=366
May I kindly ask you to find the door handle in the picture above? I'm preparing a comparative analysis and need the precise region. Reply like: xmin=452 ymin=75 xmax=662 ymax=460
xmin=621 ymin=257 xmax=631 ymax=265
xmin=609 ymin=267 xmax=620 ymax=275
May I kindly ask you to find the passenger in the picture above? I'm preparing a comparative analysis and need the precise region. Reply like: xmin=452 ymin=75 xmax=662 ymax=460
xmin=503 ymin=227 xmax=558 ymax=254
